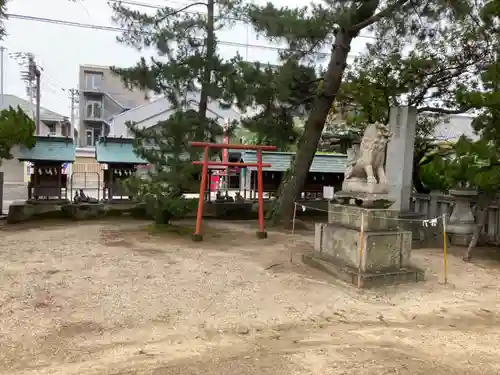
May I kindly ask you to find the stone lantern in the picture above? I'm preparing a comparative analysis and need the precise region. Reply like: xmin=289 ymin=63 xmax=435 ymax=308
xmin=447 ymin=188 xmax=477 ymax=246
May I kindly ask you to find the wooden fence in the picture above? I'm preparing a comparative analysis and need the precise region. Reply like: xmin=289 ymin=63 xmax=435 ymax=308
xmin=410 ymin=193 xmax=500 ymax=245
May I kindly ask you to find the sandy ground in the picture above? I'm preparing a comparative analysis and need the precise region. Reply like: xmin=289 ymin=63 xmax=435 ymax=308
xmin=1 ymin=219 xmax=500 ymax=374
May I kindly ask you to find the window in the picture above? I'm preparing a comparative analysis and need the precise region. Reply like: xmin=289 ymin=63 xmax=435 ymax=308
xmin=86 ymin=104 xmax=93 ymax=118
xmin=46 ymin=123 xmax=56 ymax=136
xmin=85 ymin=128 xmax=102 ymax=146
xmin=94 ymin=129 xmax=101 ymax=145
xmin=85 ymin=129 xmax=93 ymax=146
xmin=85 ymin=101 xmax=102 ymax=119
xmin=84 ymin=72 xmax=103 ymax=91
xmin=62 ymin=124 xmax=73 ymax=137
xmin=93 ymin=103 xmax=101 ymax=118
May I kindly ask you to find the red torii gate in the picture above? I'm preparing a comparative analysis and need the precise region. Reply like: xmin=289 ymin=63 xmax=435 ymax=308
xmin=190 ymin=141 xmax=277 ymax=241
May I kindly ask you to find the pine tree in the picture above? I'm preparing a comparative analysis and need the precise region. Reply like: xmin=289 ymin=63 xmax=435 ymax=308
xmin=336 ymin=10 xmax=488 ymax=193
xmin=110 ymin=0 xmax=243 ymax=223
xmin=453 ymin=58 xmax=500 ymax=260
xmin=0 ymin=0 xmax=37 ymax=161
xmin=235 ymin=60 xmax=321 ymax=151
xmin=427 ymin=0 xmax=500 ymax=259
xmin=242 ymin=0 xmax=480 ymax=226
xmin=0 ymin=0 xmax=6 ymax=39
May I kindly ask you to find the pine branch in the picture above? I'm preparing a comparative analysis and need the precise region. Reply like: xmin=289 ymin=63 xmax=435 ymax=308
xmin=156 ymin=2 xmax=208 ymax=23
xmin=417 ymin=106 xmax=470 ymax=115
xmin=350 ymin=0 xmax=409 ymax=32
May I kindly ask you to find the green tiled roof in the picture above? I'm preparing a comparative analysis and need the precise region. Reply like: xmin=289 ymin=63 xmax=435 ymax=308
xmin=241 ymin=151 xmax=347 ymax=173
xmin=95 ymin=137 xmax=147 ymax=164
xmin=18 ymin=136 xmax=75 ymax=162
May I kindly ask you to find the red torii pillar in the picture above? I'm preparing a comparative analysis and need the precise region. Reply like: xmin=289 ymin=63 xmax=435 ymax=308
xmin=190 ymin=142 xmax=277 ymax=241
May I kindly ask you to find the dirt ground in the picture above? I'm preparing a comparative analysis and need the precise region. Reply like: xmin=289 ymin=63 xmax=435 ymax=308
xmin=1 ymin=218 xmax=500 ymax=375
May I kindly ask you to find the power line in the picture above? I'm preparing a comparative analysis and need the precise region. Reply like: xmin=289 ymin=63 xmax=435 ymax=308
xmin=109 ymin=0 xmax=209 ymax=13
xmin=107 ymin=0 xmax=376 ymax=40
xmin=109 ymin=0 xmax=262 ymax=23
xmin=3 ymin=45 xmax=74 ymax=103
xmin=5 ymin=13 xmax=365 ymax=58
xmin=113 ymin=0 xmax=193 ymax=8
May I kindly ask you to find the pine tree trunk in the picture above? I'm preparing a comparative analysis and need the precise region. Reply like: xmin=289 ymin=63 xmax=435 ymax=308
xmin=268 ymin=2 xmax=383 ymax=226
xmin=269 ymin=41 xmax=363 ymax=224
xmin=198 ymin=0 xmax=214 ymax=119
xmin=268 ymin=33 xmax=356 ymax=225
xmin=412 ymin=160 xmax=429 ymax=194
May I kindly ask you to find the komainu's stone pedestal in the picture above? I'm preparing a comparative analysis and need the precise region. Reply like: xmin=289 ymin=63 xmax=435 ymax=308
xmin=304 ymin=203 xmax=424 ymax=288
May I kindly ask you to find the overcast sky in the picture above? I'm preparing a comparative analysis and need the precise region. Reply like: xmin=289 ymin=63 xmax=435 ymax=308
xmin=2 ymin=0 xmax=372 ymax=119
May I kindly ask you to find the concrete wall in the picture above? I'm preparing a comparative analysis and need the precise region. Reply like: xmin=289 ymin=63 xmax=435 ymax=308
xmin=0 ymin=146 xmax=25 ymax=184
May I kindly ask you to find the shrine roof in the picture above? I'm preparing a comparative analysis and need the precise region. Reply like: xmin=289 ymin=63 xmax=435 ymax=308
xmin=240 ymin=150 xmax=347 ymax=173
xmin=18 ymin=136 xmax=76 ymax=162
xmin=95 ymin=137 xmax=147 ymax=165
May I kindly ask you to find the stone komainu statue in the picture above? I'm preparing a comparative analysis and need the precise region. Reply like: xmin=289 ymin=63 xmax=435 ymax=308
xmin=344 ymin=122 xmax=392 ymax=187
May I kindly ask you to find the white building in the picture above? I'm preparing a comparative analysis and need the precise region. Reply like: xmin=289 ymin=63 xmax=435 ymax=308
xmin=108 ymin=95 xmax=242 ymax=138
xmin=433 ymin=113 xmax=476 ymax=141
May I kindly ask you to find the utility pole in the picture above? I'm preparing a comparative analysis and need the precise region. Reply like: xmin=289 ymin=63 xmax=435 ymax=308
xmin=68 ymin=88 xmax=79 ymax=143
xmin=35 ymin=67 xmax=41 ymax=136
xmin=12 ymin=51 xmax=41 ymax=132
xmin=26 ymin=55 xmax=41 ymax=135
xmin=20 ymin=53 xmax=36 ymax=120
xmin=0 ymin=46 xmax=5 ymax=106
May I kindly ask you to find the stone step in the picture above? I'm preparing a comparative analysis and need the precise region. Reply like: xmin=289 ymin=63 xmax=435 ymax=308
xmin=302 ymin=255 xmax=425 ymax=288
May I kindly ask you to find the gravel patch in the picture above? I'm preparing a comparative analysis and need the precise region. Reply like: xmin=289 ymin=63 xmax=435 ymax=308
xmin=0 ymin=219 xmax=499 ymax=374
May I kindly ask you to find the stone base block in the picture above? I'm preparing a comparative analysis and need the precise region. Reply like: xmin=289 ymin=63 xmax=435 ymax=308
xmin=302 ymin=255 xmax=424 ymax=288
xmin=328 ymin=203 xmax=401 ymax=231
xmin=7 ymin=201 xmax=114 ymax=223
xmin=63 ymin=203 xmax=105 ymax=220
xmin=191 ymin=233 xmax=203 ymax=242
xmin=399 ymin=211 xmax=426 ymax=248
xmin=342 ymin=178 xmax=389 ymax=194
xmin=256 ymin=231 xmax=268 ymax=239
xmin=316 ymin=223 xmax=412 ymax=272
xmin=333 ymin=191 xmax=394 ymax=209
xmin=7 ymin=202 xmax=66 ymax=223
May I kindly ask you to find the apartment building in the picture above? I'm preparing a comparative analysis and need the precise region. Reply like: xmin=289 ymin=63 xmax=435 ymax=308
xmin=78 ymin=65 xmax=149 ymax=148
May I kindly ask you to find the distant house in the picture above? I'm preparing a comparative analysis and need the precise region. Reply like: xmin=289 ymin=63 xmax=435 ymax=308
xmin=108 ymin=94 xmax=242 ymax=143
xmin=0 ymin=94 xmax=73 ymax=137
xmin=433 ymin=113 xmax=476 ymax=141
xmin=0 ymin=94 xmax=74 ymax=184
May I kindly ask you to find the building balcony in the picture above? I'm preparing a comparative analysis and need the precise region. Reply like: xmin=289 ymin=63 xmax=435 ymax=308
xmin=83 ymin=115 xmax=107 ymax=124
xmin=81 ymin=86 xmax=104 ymax=95
xmin=83 ymin=102 xmax=112 ymax=124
